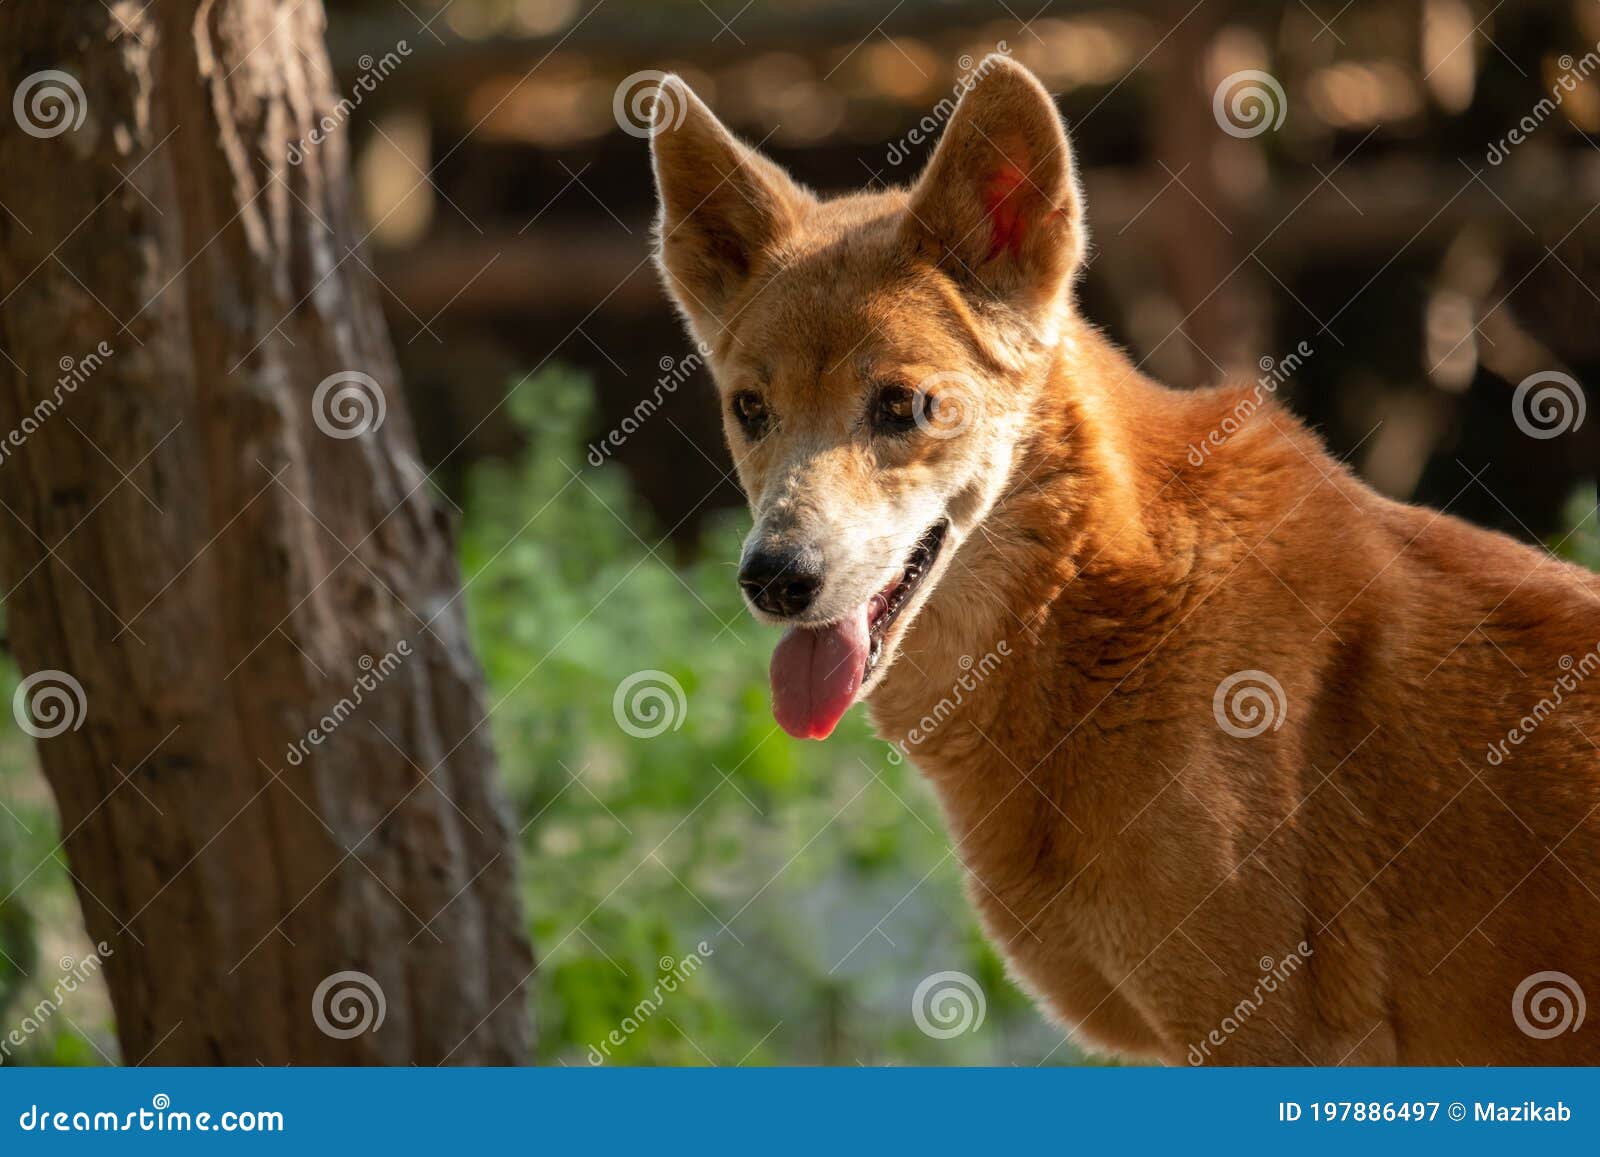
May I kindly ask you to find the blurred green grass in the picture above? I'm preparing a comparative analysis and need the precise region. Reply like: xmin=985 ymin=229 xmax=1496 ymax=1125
xmin=461 ymin=368 xmax=1049 ymax=1064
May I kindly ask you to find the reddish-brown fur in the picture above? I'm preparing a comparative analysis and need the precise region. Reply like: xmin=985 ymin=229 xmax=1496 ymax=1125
xmin=651 ymin=57 xmax=1600 ymax=1064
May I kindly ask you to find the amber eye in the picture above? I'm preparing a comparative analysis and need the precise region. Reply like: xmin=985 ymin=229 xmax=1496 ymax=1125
xmin=732 ymin=391 xmax=771 ymax=439
xmin=873 ymin=383 xmax=925 ymax=434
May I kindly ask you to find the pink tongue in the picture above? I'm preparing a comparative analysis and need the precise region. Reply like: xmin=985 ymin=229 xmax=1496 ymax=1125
xmin=769 ymin=605 xmax=870 ymax=739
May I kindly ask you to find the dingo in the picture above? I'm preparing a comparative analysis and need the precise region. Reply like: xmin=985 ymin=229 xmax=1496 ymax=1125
xmin=649 ymin=57 xmax=1600 ymax=1064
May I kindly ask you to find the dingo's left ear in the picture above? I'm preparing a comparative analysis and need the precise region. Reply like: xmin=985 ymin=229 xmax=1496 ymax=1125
xmin=650 ymin=75 xmax=812 ymax=342
xmin=903 ymin=56 xmax=1085 ymax=310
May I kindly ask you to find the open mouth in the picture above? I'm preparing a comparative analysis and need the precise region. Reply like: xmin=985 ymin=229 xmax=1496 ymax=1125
xmin=865 ymin=519 xmax=948 ymax=677
xmin=769 ymin=518 xmax=949 ymax=741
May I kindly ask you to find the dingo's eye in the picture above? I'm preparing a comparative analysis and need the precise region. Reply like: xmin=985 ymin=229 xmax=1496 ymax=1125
xmin=732 ymin=391 xmax=771 ymax=439
xmin=872 ymin=383 xmax=927 ymax=434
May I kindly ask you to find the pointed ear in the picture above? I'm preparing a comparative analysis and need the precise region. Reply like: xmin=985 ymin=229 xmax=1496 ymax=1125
xmin=650 ymin=76 xmax=812 ymax=339
xmin=902 ymin=57 xmax=1085 ymax=310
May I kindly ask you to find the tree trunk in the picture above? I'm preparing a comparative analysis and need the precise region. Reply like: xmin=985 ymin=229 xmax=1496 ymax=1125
xmin=0 ymin=0 xmax=532 ymax=1063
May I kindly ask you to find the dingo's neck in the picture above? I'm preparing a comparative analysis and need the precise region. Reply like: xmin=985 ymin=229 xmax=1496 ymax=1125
xmin=866 ymin=317 xmax=1213 ymax=822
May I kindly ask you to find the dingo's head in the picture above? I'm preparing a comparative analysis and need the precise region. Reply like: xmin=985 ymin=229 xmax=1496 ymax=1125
xmin=650 ymin=57 xmax=1086 ymax=739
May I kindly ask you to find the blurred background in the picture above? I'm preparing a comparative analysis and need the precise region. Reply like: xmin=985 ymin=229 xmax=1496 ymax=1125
xmin=3 ymin=0 xmax=1598 ymax=1065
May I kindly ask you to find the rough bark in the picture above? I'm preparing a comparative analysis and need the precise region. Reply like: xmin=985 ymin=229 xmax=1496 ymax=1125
xmin=0 ymin=1 xmax=532 ymax=1063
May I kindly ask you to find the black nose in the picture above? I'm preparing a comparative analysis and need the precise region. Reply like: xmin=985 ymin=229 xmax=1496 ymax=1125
xmin=738 ymin=545 xmax=823 ymax=617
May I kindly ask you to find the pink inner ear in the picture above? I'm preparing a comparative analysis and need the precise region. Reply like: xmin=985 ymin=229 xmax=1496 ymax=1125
xmin=982 ymin=161 xmax=1030 ymax=260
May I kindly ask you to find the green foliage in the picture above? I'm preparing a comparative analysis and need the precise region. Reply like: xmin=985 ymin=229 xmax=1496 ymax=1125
xmin=0 ymin=664 xmax=110 ymax=1066
xmin=1551 ymin=482 xmax=1599 ymax=572
xmin=460 ymin=367 xmax=1055 ymax=1064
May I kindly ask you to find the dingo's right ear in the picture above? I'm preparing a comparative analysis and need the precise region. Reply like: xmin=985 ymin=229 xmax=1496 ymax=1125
xmin=903 ymin=56 xmax=1086 ymax=314
xmin=650 ymin=77 xmax=811 ymax=341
